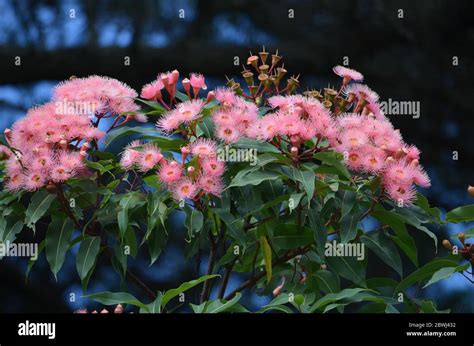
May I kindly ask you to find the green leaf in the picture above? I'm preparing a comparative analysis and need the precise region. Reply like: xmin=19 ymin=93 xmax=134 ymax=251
xmin=314 ymin=151 xmax=350 ymax=179
xmin=310 ymin=288 xmax=371 ymax=312
xmin=272 ymin=224 xmax=313 ymax=250
xmin=184 ymin=207 xmax=204 ymax=239
xmin=313 ymin=270 xmax=340 ymax=294
xmin=260 ymin=236 xmax=272 ymax=283
xmin=282 ymin=166 xmax=315 ymax=200
xmin=2 ymin=220 xmax=24 ymax=243
xmin=148 ymin=226 xmax=168 ymax=265
xmin=227 ymin=170 xmax=280 ymax=189
xmin=340 ymin=190 xmax=356 ymax=219
xmin=25 ymin=190 xmax=56 ymax=231
xmin=191 ymin=293 xmax=245 ymax=313
xmin=340 ymin=209 xmax=362 ymax=243
xmin=117 ymin=192 xmax=145 ymax=238
xmin=161 ymin=274 xmax=219 ymax=308
xmin=423 ymin=263 xmax=470 ymax=289
xmin=84 ymin=291 xmax=148 ymax=310
xmin=196 ymin=117 xmax=215 ymax=137
xmin=232 ymin=138 xmax=280 ymax=154
xmin=76 ymin=236 xmax=101 ymax=281
xmin=45 ymin=218 xmax=74 ymax=279
xmin=326 ymin=256 xmax=366 ymax=286
xmin=395 ymin=259 xmax=460 ymax=293
xmin=373 ymin=209 xmax=418 ymax=267
xmin=308 ymin=207 xmax=327 ymax=261
xmin=105 ymin=126 xmax=157 ymax=147
xmin=446 ymin=205 xmax=474 ymax=223
xmin=361 ymin=231 xmax=403 ymax=277
xmin=142 ymin=292 xmax=163 ymax=313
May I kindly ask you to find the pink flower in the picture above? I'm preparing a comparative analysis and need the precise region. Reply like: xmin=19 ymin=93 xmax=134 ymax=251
xmin=24 ymin=170 xmax=46 ymax=191
xmin=120 ymin=140 xmax=142 ymax=170
xmin=176 ymin=100 xmax=204 ymax=123
xmin=138 ymin=144 xmax=163 ymax=172
xmin=140 ymin=80 xmax=164 ymax=100
xmin=344 ymin=84 xmax=379 ymax=104
xmin=215 ymin=87 xmax=236 ymax=107
xmin=201 ymin=157 xmax=225 ymax=177
xmin=172 ymin=178 xmax=198 ymax=201
xmin=157 ymin=160 xmax=182 ymax=185
xmin=344 ymin=150 xmax=364 ymax=171
xmin=189 ymin=73 xmax=207 ymax=96
xmin=53 ymin=75 xmax=139 ymax=115
xmin=158 ymin=100 xmax=204 ymax=133
xmin=190 ymin=138 xmax=217 ymax=157
xmin=333 ymin=65 xmax=364 ymax=82
xmin=197 ymin=175 xmax=224 ymax=196
xmin=50 ymin=164 xmax=73 ymax=182
xmin=385 ymin=180 xmax=417 ymax=206
xmin=216 ymin=125 xmax=241 ymax=143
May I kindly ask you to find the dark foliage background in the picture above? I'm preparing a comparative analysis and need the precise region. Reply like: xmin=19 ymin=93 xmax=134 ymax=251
xmin=0 ymin=0 xmax=473 ymax=313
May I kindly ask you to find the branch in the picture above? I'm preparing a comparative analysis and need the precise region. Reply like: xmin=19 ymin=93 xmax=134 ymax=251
xmin=56 ymin=186 xmax=157 ymax=301
xmin=224 ymin=245 xmax=312 ymax=300
xmin=200 ymin=232 xmax=218 ymax=303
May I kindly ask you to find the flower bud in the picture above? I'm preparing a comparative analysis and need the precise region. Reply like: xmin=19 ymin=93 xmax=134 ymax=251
xmin=59 ymin=139 xmax=68 ymax=150
xmin=187 ymin=166 xmax=196 ymax=176
xmin=272 ymin=276 xmax=286 ymax=297
xmin=114 ymin=304 xmax=123 ymax=314
xmin=242 ymin=71 xmax=254 ymax=86
xmin=182 ymin=78 xmax=191 ymax=94
xmin=100 ymin=309 xmax=109 ymax=314
xmin=320 ymin=263 xmax=327 ymax=270
xmin=290 ymin=146 xmax=299 ymax=156
xmin=442 ymin=239 xmax=453 ymax=250
xmin=205 ymin=91 xmax=215 ymax=104
xmin=467 ymin=185 xmax=474 ymax=197
xmin=458 ymin=232 xmax=465 ymax=245
xmin=4 ymin=128 xmax=12 ymax=146
xmin=170 ymin=69 xmax=180 ymax=85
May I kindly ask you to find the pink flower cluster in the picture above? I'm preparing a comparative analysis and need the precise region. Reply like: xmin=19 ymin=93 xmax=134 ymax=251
xmin=212 ymin=88 xmax=259 ymax=143
xmin=2 ymin=103 xmax=104 ymax=191
xmin=120 ymin=138 xmax=225 ymax=201
xmin=141 ymin=71 xmax=208 ymax=103
xmin=334 ymin=112 xmax=430 ymax=204
xmin=246 ymin=95 xmax=337 ymax=146
xmin=53 ymin=75 xmax=141 ymax=118
xmin=157 ymin=100 xmax=204 ymax=133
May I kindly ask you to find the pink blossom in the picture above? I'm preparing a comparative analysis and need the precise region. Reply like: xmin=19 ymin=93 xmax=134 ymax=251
xmin=157 ymin=160 xmax=182 ymax=185
xmin=138 ymin=144 xmax=163 ymax=172
xmin=216 ymin=125 xmax=241 ymax=143
xmin=189 ymin=73 xmax=207 ymax=96
xmin=197 ymin=175 xmax=224 ymax=196
xmin=201 ymin=157 xmax=225 ymax=177
xmin=140 ymin=80 xmax=164 ymax=100
xmin=344 ymin=84 xmax=379 ymax=104
xmin=172 ymin=178 xmax=198 ymax=201
xmin=333 ymin=65 xmax=364 ymax=82
xmin=190 ymin=138 xmax=217 ymax=157
xmin=53 ymin=75 xmax=139 ymax=115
